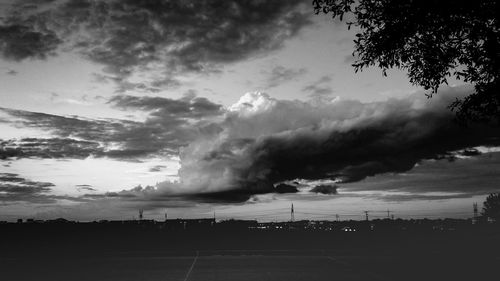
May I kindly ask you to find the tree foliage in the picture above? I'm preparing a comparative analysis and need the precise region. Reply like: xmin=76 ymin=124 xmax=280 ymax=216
xmin=482 ymin=193 xmax=500 ymax=222
xmin=313 ymin=0 xmax=499 ymax=124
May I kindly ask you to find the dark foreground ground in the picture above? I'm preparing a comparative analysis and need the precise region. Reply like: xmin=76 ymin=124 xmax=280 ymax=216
xmin=1 ymin=223 xmax=499 ymax=280
xmin=2 ymin=250 xmax=499 ymax=281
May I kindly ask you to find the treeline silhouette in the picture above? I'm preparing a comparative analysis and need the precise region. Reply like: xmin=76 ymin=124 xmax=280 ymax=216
xmin=1 ymin=217 xmax=499 ymax=258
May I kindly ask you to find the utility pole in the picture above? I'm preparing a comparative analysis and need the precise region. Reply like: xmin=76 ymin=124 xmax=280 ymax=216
xmin=139 ymin=209 xmax=143 ymax=221
xmin=387 ymin=210 xmax=393 ymax=219
xmin=473 ymin=202 xmax=478 ymax=224
xmin=336 ymin=214 xmax=339 ymax=222
xmin=291 ymin=203 xmax=295 ymax=222
xmin=364 ymin=211 xmax=369 ymax=221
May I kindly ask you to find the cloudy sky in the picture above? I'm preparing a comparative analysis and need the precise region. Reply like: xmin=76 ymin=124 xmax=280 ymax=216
xmin=1 ymin=0 xmax=499 ymax=222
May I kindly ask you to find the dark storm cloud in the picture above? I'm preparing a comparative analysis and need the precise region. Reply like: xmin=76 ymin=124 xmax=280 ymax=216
xmin=0 ymin=107 xmax=147 ymax=159
xmin=0 ymin=173 xmax=55 ymax=189
xmin=263 ymin=66 xmax=307 ymax=88
xmin=0 ymin=107 xmax=135 ymax=141
xmin=342 ymin=151 xmax=500 ymax=200
xmin=80 ymin=184 xmax=252 ymax=208
xmin=0 ymin=94 xmax=224 ymax=160
xmin=2 ymin=0 xmax=313 ymax=90
xmin=0 ymin=173 xmax=26 ymax=183
xmin=232 ymin=103 xmax=497 ymax=185
xmin=0 ymin=146 xmax=21 ymax=160
xmin=106 ymin=93 xmax=225 ymax=158
xmin=274 ymin=183 xmax=299 ymax=194
xmin=310 ymin=185 xmax=338 ymax=194
xmin=0 ymin=182 xmax=53 ymax=194
xmin=0 ymin=114 xmax=135 ymax=160
xmin=159 ymin=86 xmax=500 ymax=202
xmin=0 ymin=24 xmax=61 ymax=61
xmin=109 ymin=93 xmax=223 ymax=119
xmin=1 ymin=137 xmax=102 ymax=159
xmin=0 ymin=172 xmax=67 ymax=204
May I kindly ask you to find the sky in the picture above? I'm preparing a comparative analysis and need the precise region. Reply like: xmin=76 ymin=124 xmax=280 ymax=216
xmin=1 ymin=0 xmax=499 ymax=222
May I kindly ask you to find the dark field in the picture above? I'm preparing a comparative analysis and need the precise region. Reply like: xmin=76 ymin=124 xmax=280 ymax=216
xmin=1 ymin=222 xmax=499 ymax=280
xmin=1 ymin=249 xmax=499 ymax=281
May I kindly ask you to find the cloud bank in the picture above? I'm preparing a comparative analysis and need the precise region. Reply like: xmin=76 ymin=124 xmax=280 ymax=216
xmin=2 ymin=86 xmax=499 ymax=205
xmin=0 ymin=172 xmax=59 ymax=204
xmin=156 ymin=85 xmax=499 ymax=202
xmin=0 ymin=93 xmax=224 ymax=160
xmin=1 ymin=0 xmax=312 ymax=91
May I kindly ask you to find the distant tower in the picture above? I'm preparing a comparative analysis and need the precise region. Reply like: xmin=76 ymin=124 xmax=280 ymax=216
xmin=139 ymin=209 xmax=143 ymax=220
xmin=387 ymin=210 xmax=392 ymax=219
xmin=165 ymin=212 xmax=168 ymax=221
xmin=473 ymin=202 xmax=478 ymax=224
xmin=291 ymin=203 xmax=295 ymax=222
xmin=364 ymin=211 xmax=369 ymax=221
xmin=336 ymin=214 xmax=340 ymax=222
